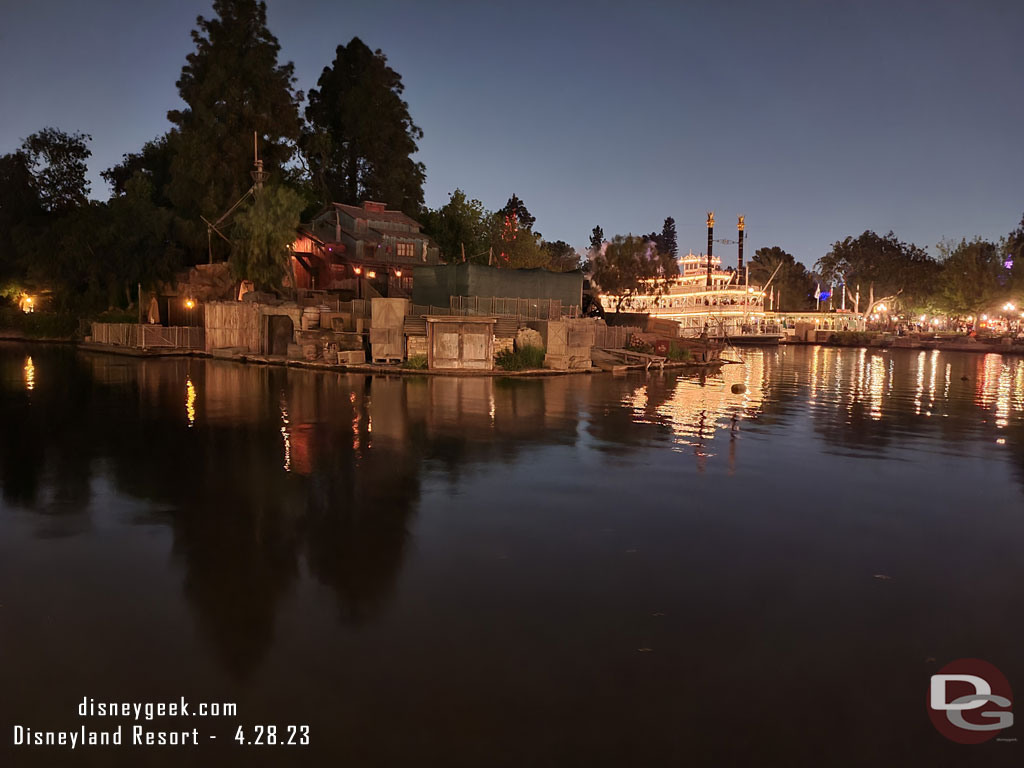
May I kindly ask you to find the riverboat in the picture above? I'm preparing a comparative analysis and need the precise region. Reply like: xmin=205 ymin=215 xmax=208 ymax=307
xmin=598 ymin=250 xmax=784 ymax=344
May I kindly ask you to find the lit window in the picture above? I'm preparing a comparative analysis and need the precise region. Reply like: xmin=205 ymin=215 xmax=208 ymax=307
xmin=396 ymin=242 xmax=414 ymax=258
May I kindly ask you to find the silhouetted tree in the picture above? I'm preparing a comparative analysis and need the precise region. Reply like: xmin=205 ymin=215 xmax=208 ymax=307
xmin=647 ymin=217 xmax=677 ymax=258
xmin=543 ymin=240 xmax=583 ymax=272
xmin=935 ymin=238 xmax=1003 ymax=317
xmin=816 ymin=230 xmax=937 ymax=315
xmin=102 ymin=134 xmax=176 ymax=206
xmin=421 ymin=189 xmax=490 ymax=263
xmin=166 ymin=0 xmax=302 ymax=261
xmin=748 ymin=246 xmax=816 ymax=310
xmin=304 ymin=37 xmax=424 ymax=216
xmin=0 ymin=151 xmax=42 ymax=287
xmin=19 ymin=128 xmax=92 ymax=213
xmin=590 ymin=234 xmax=679 ymax=312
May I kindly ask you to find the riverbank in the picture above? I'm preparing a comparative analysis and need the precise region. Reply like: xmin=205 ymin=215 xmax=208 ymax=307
xmin=782 ymin=331 xmax=1024 ymax=357
xmin=0 ymin=329 xmax=76 ymax=343
xmin=75 ymin=340 xmax=725 ymax=377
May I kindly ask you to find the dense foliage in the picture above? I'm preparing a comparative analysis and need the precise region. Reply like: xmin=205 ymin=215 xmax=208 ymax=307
xmin=304 ymin=37 xmax=425 ymax=217
xmin=589 ymin=234 xmax=679 ymax=312
xmin=748 ymin=246 xmax=816 ymax=311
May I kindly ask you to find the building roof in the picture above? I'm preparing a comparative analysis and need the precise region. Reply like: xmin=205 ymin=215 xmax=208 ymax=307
xmin=368 ymin=226 xmax=432 ymax=242
xmin=331 ymin=202 xmax=422 ymax=230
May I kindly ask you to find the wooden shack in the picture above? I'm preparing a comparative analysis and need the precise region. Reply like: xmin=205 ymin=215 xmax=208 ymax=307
xmin=425 ymin=316 xmax=497 ymax=371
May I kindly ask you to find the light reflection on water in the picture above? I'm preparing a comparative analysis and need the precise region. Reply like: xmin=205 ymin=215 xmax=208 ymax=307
xmin=23 ymin=354 xmax=34 ymax=391
xmin=3 ymin=342 xmax=1024 ymax=766
xmin=617 ymin=345 xmax=1024 ymax=464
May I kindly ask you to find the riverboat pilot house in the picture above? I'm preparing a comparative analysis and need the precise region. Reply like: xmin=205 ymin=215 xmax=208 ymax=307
xmin=290 ymin=201 xmax=442 ymax=297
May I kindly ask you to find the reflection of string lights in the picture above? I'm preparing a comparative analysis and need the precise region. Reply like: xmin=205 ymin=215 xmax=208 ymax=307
xmin=868 ymin=354 xmax=885 ymax=420
xmin=185 ymin=377 xmax=196 ymax=427
xmin=917 ymin=352 xmax=933 ymax=417
xmin=279 ymin=393 xmax=291 ymax=472
xmin=24 ymin=356 xmax=35 ymax=391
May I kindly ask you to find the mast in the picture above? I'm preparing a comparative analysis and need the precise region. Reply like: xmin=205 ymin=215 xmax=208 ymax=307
xmin=706 ymin=211 xmax=714 ymax=287
xmin=737 ymin=215 xmax=745 ymax=284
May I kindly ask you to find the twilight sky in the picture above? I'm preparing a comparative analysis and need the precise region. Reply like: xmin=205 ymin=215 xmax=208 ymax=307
xmin=1 ymin=0 xmax=1022 ymax=267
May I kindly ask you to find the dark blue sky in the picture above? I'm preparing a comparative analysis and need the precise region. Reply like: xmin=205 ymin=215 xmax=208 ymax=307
xmin=1 ymin=0 xmax=1022 ymax=267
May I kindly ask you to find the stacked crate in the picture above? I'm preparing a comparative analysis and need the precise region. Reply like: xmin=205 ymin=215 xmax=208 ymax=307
xmin=370 ymin=298 xmax=409 ymax=363
xmin=529 ymin=318 xmax=596 ymax=370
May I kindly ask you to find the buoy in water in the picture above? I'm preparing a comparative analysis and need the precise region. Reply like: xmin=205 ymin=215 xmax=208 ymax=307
xmin=731 ymin=383 xmax=747 ymax=394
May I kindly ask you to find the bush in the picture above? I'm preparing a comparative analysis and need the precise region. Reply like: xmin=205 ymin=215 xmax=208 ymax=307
xmin=403 ymin=354 xmax=428 ymax=370
xmin=827 ymin=331 xmax=871 ymax=347
xmin=495 ymin=345 xmax=545 ymax=371
xmin=95 ymin=307 xmax=138 ymax=323
xmin=0 ymin=308 xmax=79 ymax=339
xmin=626 ymin=341 xmax=653 ymax=354
xmin=666 ymin=343 xmax=691 ymax=362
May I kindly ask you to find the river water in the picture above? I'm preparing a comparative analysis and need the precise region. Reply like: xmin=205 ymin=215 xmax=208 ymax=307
xmin=1 ymin=341 xmax=1022 ymax=766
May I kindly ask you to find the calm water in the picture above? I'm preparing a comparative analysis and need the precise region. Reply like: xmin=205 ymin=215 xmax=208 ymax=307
xmin=2 ymin=341 xmax=1023 ymax=767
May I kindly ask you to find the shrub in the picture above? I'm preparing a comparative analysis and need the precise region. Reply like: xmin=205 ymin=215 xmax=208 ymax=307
xmin=496 ymin=345 xmax=545 ymax=371
xmin=666 ymin=343 xmax=691 ymax=362
xmin=403 ymin=354 xmax=428 ymax=370
xmin=0 ymin=308 xmax=78 ymax=339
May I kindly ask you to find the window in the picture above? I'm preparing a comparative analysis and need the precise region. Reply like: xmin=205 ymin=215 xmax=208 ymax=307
xmin=396 ymin=242 xmax=415 ymax=258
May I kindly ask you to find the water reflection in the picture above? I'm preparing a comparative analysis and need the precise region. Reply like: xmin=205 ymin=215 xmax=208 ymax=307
xmin=622 ymin=356 xmax=764 ymax=463
xmin=3 ymin=344 xmax=1024 ymax=669
xmin=4 ymin=342 xmax=1024 ymax=765
xmin=185 ymin=376 xmax=196 ymax=428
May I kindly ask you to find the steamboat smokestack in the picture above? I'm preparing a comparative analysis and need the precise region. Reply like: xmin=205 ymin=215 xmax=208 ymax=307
xmin=737 ymin=215 xmax=745 ymax=284
xmin=706 ymin=212 xmax=714 ymax=287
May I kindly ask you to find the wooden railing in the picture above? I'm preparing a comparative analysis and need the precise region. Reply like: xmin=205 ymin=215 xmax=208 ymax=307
xmin=449 ymin=296 xmax=580 ymax=319
xmin=91 ymin=323 xmax=205 ymax=350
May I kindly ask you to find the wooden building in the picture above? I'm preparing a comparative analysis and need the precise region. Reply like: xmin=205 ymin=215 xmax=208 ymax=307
xmin=425 ymin=316 xmax=497 ymax=371
xmin=291 ymin=201 xmax=442 ymax=297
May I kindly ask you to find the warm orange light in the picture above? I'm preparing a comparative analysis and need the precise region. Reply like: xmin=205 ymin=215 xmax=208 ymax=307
xmin=367 ymin=270 xmax=376 ymax=279
xmin=353 ymin=266 xmax=362 ymax=275
xmin=185 ymin=298 xmax=195 ymax=309
xmin=394 ymin=269 xmax=402 ymax=277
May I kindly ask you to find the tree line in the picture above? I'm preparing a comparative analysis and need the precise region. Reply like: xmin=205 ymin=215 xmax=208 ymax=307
xmin=1 ymin=0 xmax=1021 ymax=321
xmin=0 ymin=0 xmax=586 ymax=313
xmin=586 ymin=218 xmax=1024 ymax=318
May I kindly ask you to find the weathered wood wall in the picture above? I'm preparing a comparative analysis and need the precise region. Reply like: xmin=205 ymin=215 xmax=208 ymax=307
xmin=204 ymin=301 xmax=261 ymax=353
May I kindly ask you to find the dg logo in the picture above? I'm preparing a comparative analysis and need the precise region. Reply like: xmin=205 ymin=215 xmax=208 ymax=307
xmin=928 ymin=658 xmax=1014 ymax=744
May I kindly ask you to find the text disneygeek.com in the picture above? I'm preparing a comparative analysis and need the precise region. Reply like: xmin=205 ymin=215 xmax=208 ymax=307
xmin=12 ymin=697 xmax=310 ymax=750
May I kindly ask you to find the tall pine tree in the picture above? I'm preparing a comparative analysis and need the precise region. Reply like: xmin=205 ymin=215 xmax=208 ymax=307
xmin=304 ymin=38 xmax=425 ymax=216
xmin=166 ymin=0 xmax=302 ymax=261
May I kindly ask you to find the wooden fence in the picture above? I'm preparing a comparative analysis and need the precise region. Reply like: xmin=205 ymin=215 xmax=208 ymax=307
xmin=449 ymin=296 xmax=579 ymax=319
xmin=91 ymin=323 xmax=205 ymax=350
xmin=593 ymin=323 xmax=641 ymax=349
